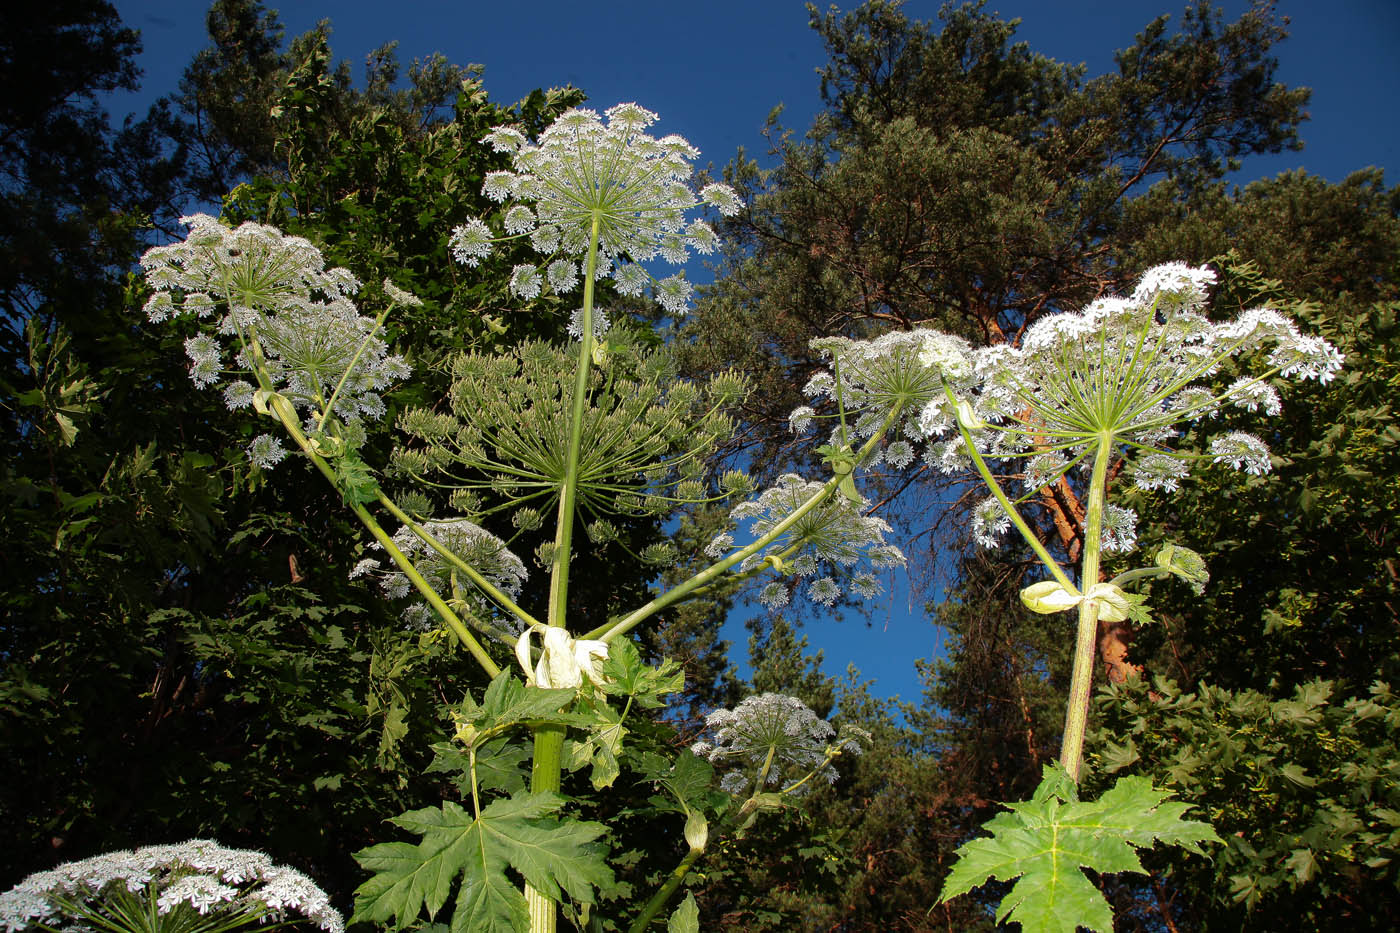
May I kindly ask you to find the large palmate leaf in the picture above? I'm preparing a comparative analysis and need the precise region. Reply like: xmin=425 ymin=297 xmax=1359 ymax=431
xmin=352 ymin=791 xmax=613 ymax=933
xmin=938 ymin=765 xmax=1221 ymax=933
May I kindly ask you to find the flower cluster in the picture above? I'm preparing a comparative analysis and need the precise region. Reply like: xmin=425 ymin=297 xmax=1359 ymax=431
xmin=690 ymin=694 xmax=868 ymax=796
xmin=706 ymin=473 xmax=905 ymax=609
xmin=0 ymin=840 xmax=343 ymax=933
xmin=449 ymin=103 xmax=741 ymax=315
xmin=798 ymin=263 xmax=1342 ymax=552
xmin=351 ymin=518 xmax=527 ymax=633
xmin=140 ymin=216 xmax=412 ymax=467
xmin=793 ymin=330 xmax=953 ymax=455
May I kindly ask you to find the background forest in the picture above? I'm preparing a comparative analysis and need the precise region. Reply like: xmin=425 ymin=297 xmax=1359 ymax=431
xmin=2 ymin=1 xmax=1396 ymax=930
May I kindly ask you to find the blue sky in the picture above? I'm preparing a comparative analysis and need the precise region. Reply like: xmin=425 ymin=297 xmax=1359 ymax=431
xmin=110 ymin=0 xmax=1398 ymax=704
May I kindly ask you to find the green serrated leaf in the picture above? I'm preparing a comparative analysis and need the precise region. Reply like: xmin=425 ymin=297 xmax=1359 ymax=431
xmin=336 ymin=450 xmax=382 ymax=504
xmin=352 ymin=793 xmax=613 ymax=933
xmin=566 ymin=699 xmax=626 ymax=790
xmin=643 ymin=749 xmax=717 ymax=818
xmin=667 ymin=893 xmax=699 ymax=933
xmin=453 ymin=672 xmax=575 ymax=748
xmin=1121 ymin=590 xmax=1155 ymax=627
xmin=429 ymin=738 xmax=530 ymax=796
xmin=938 ymin=765 xmax=1222 ymax=933
xmin=598 ymin=637 xmax=684 ymax=708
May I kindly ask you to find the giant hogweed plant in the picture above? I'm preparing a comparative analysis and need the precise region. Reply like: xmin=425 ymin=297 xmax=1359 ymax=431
xmin=891 ymin=266 xmax=1337 ymax=931
xmin=779 ymin=265 xmax=1341 ymax=930
xmin=133 ymin=103 xmax=890 ymax=933
xmin=129 ymin=95 xmax=1343 ymax=930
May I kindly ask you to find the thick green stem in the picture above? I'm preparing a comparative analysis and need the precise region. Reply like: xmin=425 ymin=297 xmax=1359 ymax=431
xmin=949 ymin=385 xmax=1077 ymax=594
xmin=546 ymin=212 xmax=601 ymax=634
xmin=527 ymin=212 xmax=602 ymax=933
xmin=1060 ymin=435 xmax=1111 ymax=781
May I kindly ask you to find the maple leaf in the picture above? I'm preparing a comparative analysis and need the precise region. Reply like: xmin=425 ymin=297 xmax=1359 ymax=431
xmin=938 ymin=765 xmax=1221 ymax=933
xmin=352 ymin=791 xmax=613 ymax=933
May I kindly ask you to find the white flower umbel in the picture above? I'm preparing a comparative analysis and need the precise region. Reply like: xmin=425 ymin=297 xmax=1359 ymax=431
xmin=449 ymin=103 xmax=740 ymax=316
xmin=800 ymin=331 xmax=958 ymax=452
xmin=140 ymin=215 xmax=412 ymax=466
xmin=709 ymin=473 xmax=905 ymax=609
xmin=904 ymin=262 xmax=1343 ymax=784
xmin=690 ymin=694 xmax=867 ymax=798
xmin=904 ymin=263 xmax=1343 ymax=549
xmin=355 ymin=517 xmax=527 ymax=635
xmin=0 ymin=839 xmax=344 ymax=933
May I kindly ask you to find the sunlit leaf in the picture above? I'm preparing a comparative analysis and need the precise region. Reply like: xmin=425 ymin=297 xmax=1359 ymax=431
xmin=938 ymin=765 xmax=1221 ymax=933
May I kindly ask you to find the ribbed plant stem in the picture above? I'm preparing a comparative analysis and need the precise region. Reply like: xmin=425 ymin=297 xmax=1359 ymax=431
xmin=526 ymin=212 xmax=602 ymax=933
xmin=256 ymin=382 xmax=501 ymax=677
xmin=1060 ymin=435 xmax=1110 ymax=781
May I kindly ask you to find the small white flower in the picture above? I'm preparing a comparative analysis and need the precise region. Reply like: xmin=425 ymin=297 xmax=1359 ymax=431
xmin=883 ymin=440 xmax=915 ymax=469
xmin=851 ymin=573 xmax=881 ymax=598
xmin=371 ymin=518 xmax=526 ymax=631
xmin=1130 ymin=453 xmax=1190 ymax=492
xmin=789 ymin=406 xmax=816 ymax=434
xmin=547 ymin=260 xmax=578 ymax=293
xmin=613 ymin=263 xmax=650 ymax=297
xmin=1097 ymin=504 xmax=1139 ymax=555
xmin=483 ymin=126 xmax=527 ymax=153
xmin=808 ymin=577 xmax=840 ymax=606
xmin=503 ymin=204 xmax=536 ymax=236
xmin=691 ymin=693 xmax=838 ymax=796
xmin=1224 ymin=377 xmax=1282 ymax=415
xmin=654 ymin=274 xmax=692 ymax=314
xmin=699 ymin=183 xmax=742 ymax=216
xmin=566 ymin=306 xmax=610 ymax=341
xmin=972 ymin=496 xmax=1010 ymax=548
xmin=1130 ymin=261 xmax=1216 ymax=311
xmin=349 ymin=558 xmax=380 ymax=580
xmin=157 ymin=875 xmax=239 ymax=915
xmin=382 ymin=279 xmax=423 ymax=308
xmin=223 ymin=381 xmax=256 ymax=410
xmin=704 ymin=532 xmax=734 ymax=559
xmin=482 ymin=171 xmax=516 ymax=202
xmin=449 ymin=219 xmax=494 ymax=267
xmin=758 ymin=582 xmax=790 ymax=608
